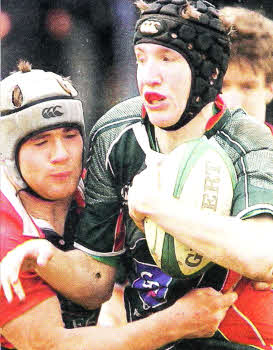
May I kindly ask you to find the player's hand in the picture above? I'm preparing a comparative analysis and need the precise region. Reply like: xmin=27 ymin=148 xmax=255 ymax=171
xmin=252 ymin=281 xmax=273 ymax=290
xmin=128 ymin=167 xmax=159 ymax=231
xmin=128 ymin=160 xmax=162 ymax=232
xmin=170 ymin=287 xmax=237 ymax=339
xmin=0 ymin=239 xmax=53 ymax=303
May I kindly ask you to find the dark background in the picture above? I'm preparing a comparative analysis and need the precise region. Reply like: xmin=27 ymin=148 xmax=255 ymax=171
xmin=1 ymin=0 xmax=273 ymax=134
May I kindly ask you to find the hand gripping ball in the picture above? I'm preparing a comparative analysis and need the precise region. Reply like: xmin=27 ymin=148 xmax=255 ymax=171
xmin=144 ymin=136 xmax=237 ymax=279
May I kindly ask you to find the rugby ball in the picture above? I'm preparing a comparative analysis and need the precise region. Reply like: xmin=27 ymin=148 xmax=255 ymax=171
xmin=144 ymin=136 xmax=236 ymax=279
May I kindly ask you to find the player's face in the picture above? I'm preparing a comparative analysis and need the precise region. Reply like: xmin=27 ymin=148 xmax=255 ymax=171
xmin=135 ymin=43 xmax=192 ymax=129
xmin=18 ymin=127 xmax=83 ymax=201
xmin=222 ymin=61 xmax=273 ymax=123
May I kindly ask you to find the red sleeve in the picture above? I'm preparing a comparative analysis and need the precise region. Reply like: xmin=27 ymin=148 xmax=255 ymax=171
xmin=0 ymin=191 xmax=56 ymax=332
xmin=219 ymin=277 xmax=273 ymax=349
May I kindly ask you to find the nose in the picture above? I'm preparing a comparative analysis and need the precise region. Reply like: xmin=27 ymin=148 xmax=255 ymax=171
xmin=138 ymin=59 xmax=162 ymax=87
xmin=222 ymin=88 xmax=243 ymax=110
xmin=50 ymin=138 xmax=69 ymax=164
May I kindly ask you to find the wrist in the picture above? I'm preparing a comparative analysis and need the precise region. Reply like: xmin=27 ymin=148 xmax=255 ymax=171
xmin=154 ymin=306 xmax=185 ymax=343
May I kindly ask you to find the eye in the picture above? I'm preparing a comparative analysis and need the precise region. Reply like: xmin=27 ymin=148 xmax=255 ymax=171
xmin=66 ymin=133 xmax=76 ymax=138
xmin=65 ymin=129 xmax=81 ymax=139
xmin=242 ymin=83 xmax=255 ymax=91
xmin=34 ymin=140 xmax=47 ymax=146
xmin=162 ymin=56 xmax=170 ymax=62
xmin=161 ymin=52 xmax=179 ymax=62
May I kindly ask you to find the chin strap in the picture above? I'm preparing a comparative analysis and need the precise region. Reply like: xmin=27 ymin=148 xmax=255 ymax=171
xmin=141 ymin=95 xmax=227 ymax=132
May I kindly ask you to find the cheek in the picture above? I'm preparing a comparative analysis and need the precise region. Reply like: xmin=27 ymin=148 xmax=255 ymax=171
xmin=72 ymin=140 xmax=84 ymax=170
xmin=171 ymin=66 xmax=191 ymax=97
xmin=174 ymin=74 xmax=191 ymax=104
xmin=136 ymin=69 xmax=143 ymax=93
xmin=18 ymin=150 xmax=42 ymax=185
xmin=18 ymin=148 xmax=32 ymax=175
xmin=74 ymin=151 xmax=83 ymax=172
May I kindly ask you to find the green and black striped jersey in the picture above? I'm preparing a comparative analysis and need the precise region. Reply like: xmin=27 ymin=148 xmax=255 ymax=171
xmin=75 ymin=96 xmax=273 ymax=350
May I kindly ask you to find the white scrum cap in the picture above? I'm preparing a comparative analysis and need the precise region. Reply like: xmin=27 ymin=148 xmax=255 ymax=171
xmin=0 ymin=61 xmax=85 ymax=189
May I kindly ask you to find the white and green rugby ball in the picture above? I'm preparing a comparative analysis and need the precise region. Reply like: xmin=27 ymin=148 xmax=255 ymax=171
xmin=144 ymin=137 xmax=237 ymax=279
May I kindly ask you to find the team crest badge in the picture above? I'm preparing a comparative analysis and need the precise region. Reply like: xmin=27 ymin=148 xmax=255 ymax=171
xmin=139 ymin=19 xmax=163 ymax=35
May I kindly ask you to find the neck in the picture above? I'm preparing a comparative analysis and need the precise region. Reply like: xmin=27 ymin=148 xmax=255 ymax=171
xmin=19 ymin=191 xmax=73 ymax=236
xmin=155 ymin=102 xmax=214 ymax=154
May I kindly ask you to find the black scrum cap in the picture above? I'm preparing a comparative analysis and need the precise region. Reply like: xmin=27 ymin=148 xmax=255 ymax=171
xmin=134 ymin=0 xmax=230 ymax=130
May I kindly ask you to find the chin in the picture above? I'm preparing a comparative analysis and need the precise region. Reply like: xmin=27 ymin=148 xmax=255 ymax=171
xmin=147 ymin=110 xmax=180 ymax=129
xmin=43 ymin=188 xmax=76 ymax=201
xmin=150 ymin=119 xmax=177 ymax=129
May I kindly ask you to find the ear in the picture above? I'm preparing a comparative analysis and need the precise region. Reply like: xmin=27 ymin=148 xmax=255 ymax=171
xmin=265 ymin=82 xmax=273 ymax=104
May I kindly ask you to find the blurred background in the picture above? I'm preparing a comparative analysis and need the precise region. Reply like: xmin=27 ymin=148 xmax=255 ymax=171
xmin=1 ymin=0 xmax=273 ymax=135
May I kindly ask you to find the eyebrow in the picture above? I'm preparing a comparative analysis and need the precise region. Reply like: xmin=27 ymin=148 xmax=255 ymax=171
xmin=30 ymin=133 xmax=50 ymax=141
xmin=135 ymin=47 xmax=178 ymax=55
xmin=29 ymin=127 xmax=79 ymax=141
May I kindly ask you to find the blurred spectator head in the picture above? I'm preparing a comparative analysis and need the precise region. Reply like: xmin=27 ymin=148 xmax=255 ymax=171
xmin=220 ymin=6 xmax=273 ymax=121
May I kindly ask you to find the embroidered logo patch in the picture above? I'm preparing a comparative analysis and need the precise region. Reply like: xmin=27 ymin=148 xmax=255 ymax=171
xmin=139 ymin=19 xmax=162 ymax=35
xmin=42 ymin=105 xmax=63 ymax=119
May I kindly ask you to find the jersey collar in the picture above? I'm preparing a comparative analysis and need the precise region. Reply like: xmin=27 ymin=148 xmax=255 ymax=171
xmin=205 ymin=95 xmax=231 ymax=138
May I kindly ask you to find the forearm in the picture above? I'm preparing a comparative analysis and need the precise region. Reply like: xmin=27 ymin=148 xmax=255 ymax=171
xmin=53 ymin=313 xmax=176 ymax=350
xmin=6 ymin=319 xmax=175 ymax=350
xmin=3 ymin=287 xmax=236 ymax=350
xmin=147 ymin=199 xmax=273 ymax=281
xmin=4 ymin=295 xmax=170 ymax=350
xmin=35 ymin=246 xmax=116 ymax=309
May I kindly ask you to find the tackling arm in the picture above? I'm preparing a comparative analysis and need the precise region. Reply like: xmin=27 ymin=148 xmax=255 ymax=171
xmin=1 ymin=288 xmax=237 ymax=350
xmin=0 ymin=239 xmax=116 ymax=309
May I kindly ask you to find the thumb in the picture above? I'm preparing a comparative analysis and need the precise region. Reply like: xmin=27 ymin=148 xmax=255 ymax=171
xmin=145 ymin=154 xmax=165 ymax=191
xmin=252 ymin=281 xmax=273 ymax=291
xmin=145 ymin=152 xmax=166 ymax=168
xmin=36 ymin=245 xmax=54 ymax=266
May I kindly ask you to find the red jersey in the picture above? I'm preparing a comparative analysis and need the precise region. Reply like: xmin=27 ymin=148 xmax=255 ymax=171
xmin=0 ymin=169 xmax=56 ymax=349
xmin=219 ymin=270 xmax=273 ymax=349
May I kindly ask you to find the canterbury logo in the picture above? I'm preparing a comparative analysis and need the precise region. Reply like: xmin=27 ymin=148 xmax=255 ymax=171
xmin=42 ymin=105 xmax=63 ymax=119
xmin=140 ymin=20 xmax=161 ymax=35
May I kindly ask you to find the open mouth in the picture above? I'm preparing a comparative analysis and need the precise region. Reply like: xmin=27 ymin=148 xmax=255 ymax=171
xmin=144 ymin=92 xmax=166 ymax=105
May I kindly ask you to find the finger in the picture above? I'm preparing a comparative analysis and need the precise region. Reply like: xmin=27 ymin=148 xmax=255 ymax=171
xmin=146 ymin=160 xmax=161 ymax=190
xmin=221 ymin=291 xmax=238 ymax=307
xmin=214 ymin=307 xmax=230 ymax=325
xmin=127 ymin=191 xmax=145 ymax=232
xmin=2 ymin=278 xmax=14 ymax=303
xmin=195 ymin=287 xmax=220 ymax=296
xmin=253 ymin=281 xmax=272 ymax=291
xmin=135 ymin=219 xmax=145 ymax=232
xmin=36 ymin=247 xmax=53 ymax=266
xmin=1 ymin=258 xmax=25 ymax=302
xmin=7 ymin=250 xmax=25 ymax=285
xmin=130 ymin=212 xmax=145 ymax=232
xmin=145 ymin=153 xmax=165 ymax=168
xmin=12 ymin=280 xmax=25 ymax=301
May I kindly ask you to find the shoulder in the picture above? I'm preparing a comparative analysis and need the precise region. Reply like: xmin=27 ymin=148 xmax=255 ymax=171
xmin=0 ymin=191 xmax=23 ymax=235
xmin=0 ymin=191 xmax=24 ymax=259
xmin=0 ymin=171 xmax=43 ymax=258
xmin=216 ymin=108 xmax=273 ymax=154
xmin=90 ymin=96 xmax=143 ymax=142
